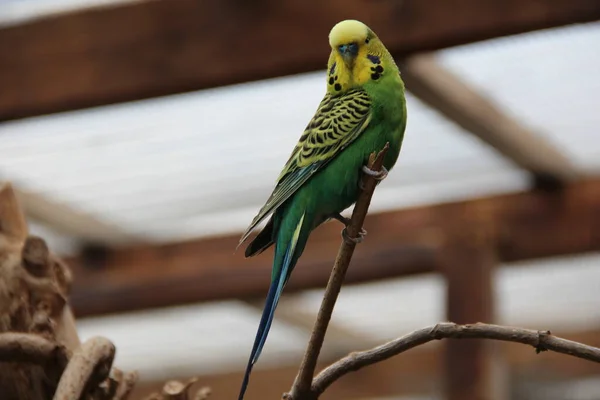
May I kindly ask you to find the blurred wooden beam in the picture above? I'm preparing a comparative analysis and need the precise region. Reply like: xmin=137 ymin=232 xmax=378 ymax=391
xmin=66 ymin=178 xmax=600 ymax=317
xmin=441 ymin=220 xmax=503 ymax=400
xmin=68 ymin=242 xmax=436 ymax=317
xmin=1 ymin=0 xmax=599 ymax=120
xmin=10 ymin=184 xmax=136 ymax=246
xmin=401 ymin=55 xmax=579 ymax=186
xmin=129 ymin=328 xmax=600 ymax=400
xmin=245 ymin=297 xmax=380 ymax=355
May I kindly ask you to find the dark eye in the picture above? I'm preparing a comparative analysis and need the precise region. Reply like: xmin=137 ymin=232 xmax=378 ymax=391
xmin=365 ymin=38 xmax=370 ymax=44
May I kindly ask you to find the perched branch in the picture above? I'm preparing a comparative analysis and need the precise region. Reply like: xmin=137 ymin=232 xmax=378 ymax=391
xmin=0 ymin=332 xmax=68 ymax=366
xmin=287 ymin=144 xmax=390 ymax=400
xmin=53 ymin=336 xmax=116 ymax=400
xmin=311 ymin=322 xmax=600 ymax=397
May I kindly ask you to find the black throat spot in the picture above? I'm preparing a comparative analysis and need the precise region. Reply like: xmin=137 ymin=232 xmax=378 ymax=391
xmin=329 ymin=62 xmax=337 ymax=75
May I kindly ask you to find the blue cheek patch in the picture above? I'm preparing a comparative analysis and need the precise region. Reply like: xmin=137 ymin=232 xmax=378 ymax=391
xmin=367 ymin=54 xmax=381 ymax=64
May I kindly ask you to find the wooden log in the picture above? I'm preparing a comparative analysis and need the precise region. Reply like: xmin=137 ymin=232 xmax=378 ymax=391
xmin=0 ymin=182 xmax=137 ymax=399
xmin=401 ymin=54 xmax=579 ymax=185
xmin=67 ymin=178 xmax=600 ymax=317
xmin=0 ymin=183 xmax=76 ymax=399
xmin=1 ymin=0 xmax=599 ymax=120
xmin=440 ymin=214 xmax=504 ymax=400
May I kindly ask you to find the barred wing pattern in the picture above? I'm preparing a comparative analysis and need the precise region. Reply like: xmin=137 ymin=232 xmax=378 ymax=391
xmin=239 ymin=89 xmax=372 ymax=246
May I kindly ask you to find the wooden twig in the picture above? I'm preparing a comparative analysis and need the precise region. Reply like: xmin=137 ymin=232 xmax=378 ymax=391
xmin=286 ymin=144 xmax=390 ymax=400
xmin=143 ymin=377 xmax=211 ymax=400
xmin=194 ymin=386 xmax=212 ymax=400
xmin=53 ymin=336 xmax=116 ymax=400
xmin=311 ymin=322 xmax=600 ymax=397
xmin=162 ymin=377 xmax=198 ymax=400
xmin=111 ymin=368 xmax=139 ymax=400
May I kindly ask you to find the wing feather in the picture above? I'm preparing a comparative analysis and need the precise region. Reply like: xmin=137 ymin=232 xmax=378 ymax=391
xmin=238 ymin=88 xmax=372 ymax=247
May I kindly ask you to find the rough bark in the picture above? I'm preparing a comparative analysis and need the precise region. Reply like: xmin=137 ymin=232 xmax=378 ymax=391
xmin=0 ymin=182 xmax=139 ymax=400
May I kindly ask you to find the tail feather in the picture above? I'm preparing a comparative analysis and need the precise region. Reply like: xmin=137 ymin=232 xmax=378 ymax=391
xmin=238 ymin=213 xmax=306 ymax=400
xmin=244 ymin=216 xmax=275 ymax=258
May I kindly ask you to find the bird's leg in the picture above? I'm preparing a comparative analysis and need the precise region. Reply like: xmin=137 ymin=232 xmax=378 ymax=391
xmin=359 ymin=165 xmax=388 ymax=190
xmin=330 ymin=213 xmax=367 ymax=244
xmin=330 ymin=212 xmax=351 ymax=226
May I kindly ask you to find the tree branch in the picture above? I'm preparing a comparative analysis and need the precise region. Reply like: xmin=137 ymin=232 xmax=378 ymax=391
xmin=311 ymin=322 xmax=600 ymax=396
xmin=53 ymin=336 xmax=116 ymax=400
xmin=142 ymin=377 xmax=211 ymax=400
xmin=110 ymin=368 xmax=139 ymax=400
xmin=286 ymin=144 xmax=390 ymax=400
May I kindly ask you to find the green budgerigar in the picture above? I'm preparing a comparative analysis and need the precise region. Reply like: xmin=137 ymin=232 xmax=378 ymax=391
xmin=237 ymin=19 xmax=407 ymax=399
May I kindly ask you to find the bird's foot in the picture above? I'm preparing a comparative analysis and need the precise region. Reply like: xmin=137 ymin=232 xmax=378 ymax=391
xmin=341 ymin=226 xmax=367 ymax=245
xmin=331 ymin=213 xmax=367 ymax=244
xmin=359 ymin=165 xmax=388 ymax=190
xmin=362 ymin=165 xmax=388 ymax=180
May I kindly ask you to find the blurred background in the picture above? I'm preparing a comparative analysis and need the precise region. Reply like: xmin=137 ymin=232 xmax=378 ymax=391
xmin=1 ymin=0 xmax=600 ymax=399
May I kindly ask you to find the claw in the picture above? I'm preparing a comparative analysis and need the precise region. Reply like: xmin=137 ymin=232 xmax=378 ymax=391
xmin=359 ymin=166 xmax=388 ymax=190
xmin=341 ymin=226 xmax=367 ymax=245
xmin=362 ymin=165 xmax=388 ymax=180
xmin=331 ymin=213 xmax=367 ymax=244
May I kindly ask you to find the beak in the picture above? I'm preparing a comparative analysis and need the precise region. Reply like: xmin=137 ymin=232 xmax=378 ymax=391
xmin=338 ymin=43 xmax=358 ymax=63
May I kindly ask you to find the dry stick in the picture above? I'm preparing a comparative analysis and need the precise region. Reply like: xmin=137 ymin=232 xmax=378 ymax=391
xmin=287 ymin=143 xmax=390 ymax=400
xmin=311 ymin=322 xmax=600 ymax=396
xmin=112 ymin=369 xmax=140 ymax=400
xmin=162 ymin=377 xmax=199 ymax=400
xmin=142 ymin=377 xmax=211 ymax=400
xmin=53 ymin=336 xmax=116 ymax=400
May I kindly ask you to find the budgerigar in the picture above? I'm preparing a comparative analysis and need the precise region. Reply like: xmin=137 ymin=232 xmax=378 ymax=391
xmin=237 ymin=19 xmax=407 ymax=399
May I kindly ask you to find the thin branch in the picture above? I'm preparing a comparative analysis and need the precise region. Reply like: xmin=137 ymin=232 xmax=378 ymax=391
xmin=162 ymin=377 xmax=199 ymax=400
xmin=142 ymin=377 xmax=211 ymax=400
xmin=0 ymin=332 xmax=68 ymax=366
xmin=111 ymin=368 xmax=139 ymax=400
xmin=311 ymin=322 xmax=600 ymax=396
xmin=287 ymin=144 xmax=390 ymax=400
xmin=53 ymin=336 xmax=116 ymax=400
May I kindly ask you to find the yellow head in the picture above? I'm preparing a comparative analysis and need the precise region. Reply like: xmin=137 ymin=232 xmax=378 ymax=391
xmin=326 ymin=20 xmax=396 ymax=93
